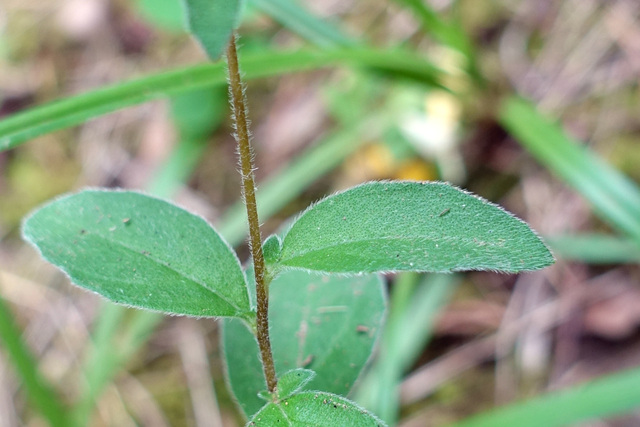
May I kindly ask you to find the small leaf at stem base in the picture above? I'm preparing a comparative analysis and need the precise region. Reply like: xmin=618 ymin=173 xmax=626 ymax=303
xmin=247 ymin=391 xmax=387 ymax=427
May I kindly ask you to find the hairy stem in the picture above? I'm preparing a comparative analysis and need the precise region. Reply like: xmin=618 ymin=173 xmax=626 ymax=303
xmin=226 ymin=35 xmax=277 ymax=393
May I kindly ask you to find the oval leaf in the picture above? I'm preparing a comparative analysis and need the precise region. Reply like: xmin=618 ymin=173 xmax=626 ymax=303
xmin=262 ymin=234 xmax=283 ymax=267
xmin=276 ymin=369 xmax=316 ymax=401
xmin=247 ymin=391 xmax=386 ymax=427
xmin=22 ymin=190 xmax=253 ymax=320
xmin=277 ymin=181 xmax=554 ymax=274
xmin=223 ymin=270 xmax=386 ymax=418
xmin=182 ymin=0 xmax=242 ymax=60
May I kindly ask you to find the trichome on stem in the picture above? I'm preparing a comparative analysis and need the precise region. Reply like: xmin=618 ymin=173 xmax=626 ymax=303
xmin=225 ymin=34 xmax=278 ymax=394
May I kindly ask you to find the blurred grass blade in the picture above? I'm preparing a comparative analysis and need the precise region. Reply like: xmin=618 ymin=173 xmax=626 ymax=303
xmin=393 ymin=0 xmax=469 ymax=54
xmin=0 ymin=295 xmax=69 ymax=426
xmin=392 ymin=0 xmax=480 ymax=81
xmin=547 ymin=233 xmax=640 ymax=264
xmin=248 ymin=0 xmax=356 ymax=47
xmin=149 ymin=87 xmax=227 ymax=196
xmin=500 ymin=97 xmax=640 ymax=246
xmin=355 ymin=273 xmax=458 ymax=425
xmin=74 ymin=306 xmax=164 ymax=424
xmin=385 ymin=274 xmax=458 ymax=378
xmin=448 ymin=366 xmax=640 ymax=427
xmin=0 ymin=48 xmax=443 ymax=152
xmin=73 ymin=302 xmax=128 ymax=425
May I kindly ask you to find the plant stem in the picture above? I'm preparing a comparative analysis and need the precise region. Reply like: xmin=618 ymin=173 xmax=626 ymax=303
xmin=226 ymin=35 xmax=277 ymax=393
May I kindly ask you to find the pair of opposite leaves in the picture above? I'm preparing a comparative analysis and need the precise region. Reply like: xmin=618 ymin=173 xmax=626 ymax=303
xmin=22 ymin=181 xmax=553 ymax=322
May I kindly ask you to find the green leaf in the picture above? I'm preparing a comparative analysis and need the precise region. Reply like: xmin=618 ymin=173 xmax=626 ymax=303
xmin=500 ymin=97 xmax=640 ymax=246
xmin=392 ymin=0 xmax=470 ymax=57
xmin=247 ymin=391 xmax=386 ymax=426
xmin=248 ymin=0 xmax=356 ymax=48
xmin=22 ymin=190 xmax=253 ymax=320
xmin=262 ymin=234 xmax=282 ymax=267
xmin=447 ymin=366 xmax=640 ymax=427
xmin=181 ymin=0 xmax=242 ymax=60
xmin=223 ymin=270 xmax=385 ymax=418
xmin=277 ymin=181 xmax=554 ymax=274
xmin=276 ymin=369 xmax=316 ymax=400
xmin=0 ymin=48 xmax=443 ymax=152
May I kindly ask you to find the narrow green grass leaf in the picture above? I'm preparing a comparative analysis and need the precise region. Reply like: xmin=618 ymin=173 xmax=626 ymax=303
xmin=392 ymin=0 xmax=481 ymax=82
xmin=547 ymin=233 xmax=640 ymax=264
xmin=500 ymin=97 xmax=640 ymax=246
xmin=277 ymin=181 xmax=554 ymax=274
xmin=0 ymin=48 xmax=442 ymax=152
xmin=223 ymin=270 xmax=385 ymax=418
xmin=355 ymin=273 xmax=458 ymax=425
xmin=22 ymin=190 xmax=253 ymax=320
xmin=448 ymin=366 xmax=640 ymax=427
xmin=247 ymin=391 xmax=386 ymax=426
xmin=393 ymin=0 xmax=469 ymax=57
xmin=0 ymin=296 xmax=69 ymax=427
xmin=72 ymin=306 xmax=162 ymax=425
xmin=181 ymin=0 xmax=242 ymax=60
xmin=72 ymin=303 xmax=132 ymax=425
xmin=249 ymin=0 xmax=356 ymax=48
xmin=276 ymin=369 xmax=316 ymax=401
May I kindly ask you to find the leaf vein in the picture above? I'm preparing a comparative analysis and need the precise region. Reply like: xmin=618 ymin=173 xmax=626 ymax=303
xmin=90 ymin=232 xmax=245 ymax=314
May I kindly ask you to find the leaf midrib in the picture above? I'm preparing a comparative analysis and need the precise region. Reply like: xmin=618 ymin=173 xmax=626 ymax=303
xmin=87 ymin=231 xmax=248 ymax=314
xmin=280 ymin=234 xmax=511 ymax=265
